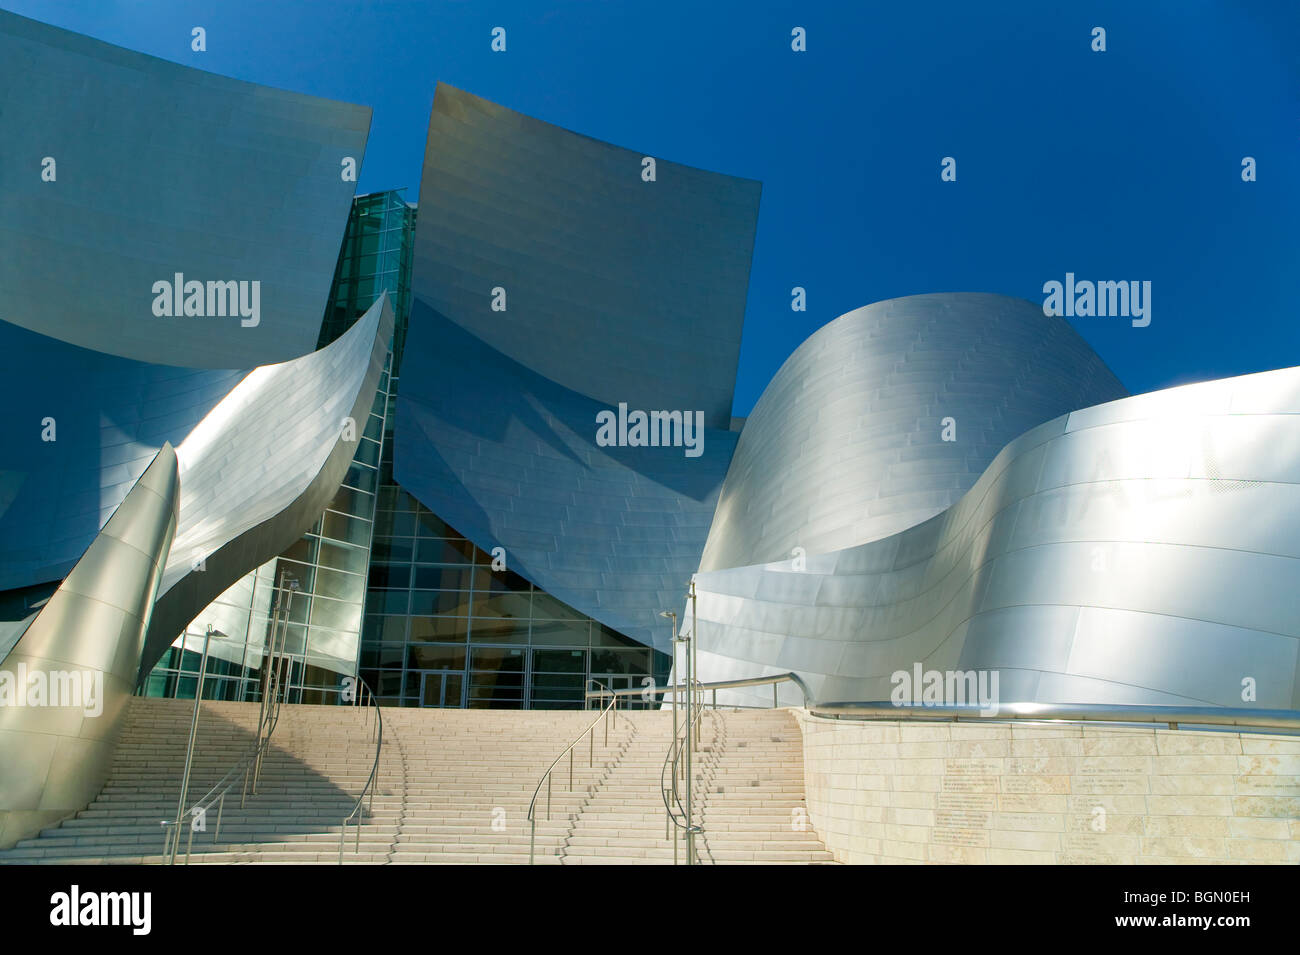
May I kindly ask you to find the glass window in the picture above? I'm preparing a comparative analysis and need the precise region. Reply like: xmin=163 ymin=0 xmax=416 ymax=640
xmin=320 ymin=539 xmax=369 ymax=576
xmin=408 ymin=644 xmax=467 ymax=671
xmin=475 ymin=567 xmax=533 ymax=594
xmin=279 ymin=535 xmax=319 ymax=566
xmin=377 ymin=510 xmax=416 ymax=538
xmin=594 ymin=624 xmax=642 ymax=648
xmin=322 ymin=510 xmax=371 ymax=546
xmin=329 ymin=484 xmax=371 ymax=518
xmin=360 ymin=643 xmax=405 ymax=668
xmin=415 ymin=538 xmax=473 ymax=564
xmin=529 ymin=620 xmax=591 ymax=647
xmin=362 ymin=614 xmax=408 ymax=644
xmin=531 ymin=649 xmax=587 ymax=674
xmin=591 ymin=647 xmax=652 ymax=675
xmin=469 ymin=593 xmax=531 ymax=619
xmin=315 ymin=566 xmax=364 ymax=602
xmin=530 ymin=593 xmax=586 ymax=620
xmin=273 ymin=559 xmax=315 ymax=593
xmin=414 ymin=511 xmax=454 ymax=538
xmin=310 ymin=596 xmax=362 ymax=634
xmin=371 ymin=537 xmax=413 ymax=563
xmin=409 ymin=616 xmax=469 ymax=642
xmin=412 ymin=565 xmax=473 ymax=591
xmin=343 ymin=463 xmax=377 ymax=494
xmin=365 ymin=589 xmax=408 ymax=615
xmin=364 ymin=671 xmax=404 ymax=696
xmin=352 ymin=438 xmax=381 ymax=469
xmin=410 ymin=590 xmax=471 ymax=616
xmin=368 ymin=563 xmax=410 ymax=590
xmin=468 ymin=618 xmax=529 ymax=644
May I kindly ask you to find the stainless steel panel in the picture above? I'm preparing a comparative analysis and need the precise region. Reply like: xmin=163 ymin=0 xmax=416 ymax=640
xmin=689 ymin=363 xmax=1300 ymax=711
xmin=0 ymin=445 xmax=178 ymax=848
xmin=699 ymin=294 xmax=1128 ymax=572
xmin=397 ymin=87 xmax=761 ymax=652
xmin=0 ymin=9 xmax=369 ymax=369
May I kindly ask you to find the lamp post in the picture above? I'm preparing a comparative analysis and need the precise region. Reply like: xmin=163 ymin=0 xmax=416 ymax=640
xmin=661 ymin=604 xmax=694 ymax=865
xmin=253 ymin=572 xmax=297 ymax=794
xmin=168 ymin=623 xmax=227 ymax=864
xmin=660 ymin=609 xmax=686 ymax=864
xmin=689 ymin=577 xmax=700 ymax=743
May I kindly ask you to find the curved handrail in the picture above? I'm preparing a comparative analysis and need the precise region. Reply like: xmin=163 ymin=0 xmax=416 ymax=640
xmin=808 ymin=700 xmax=1300 ymax=732
xmin=586 ymin=671 xmax=812 ymax=707
xmin=338 ymin=675 xmax=383 ymax=864
xmin=660 ymin=681 xmax=709 ymax=832
xmin=527 ymin=679 xmax=620 ymax=865
xmin=583 ymin=675 xmax=1300 ymax=734
xmin=162 ymin=665 xmax=288 ymax=863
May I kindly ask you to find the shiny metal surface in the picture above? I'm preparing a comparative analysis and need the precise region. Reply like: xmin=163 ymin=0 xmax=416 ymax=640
xmin=0 ymin=9 xmax=369 ymax=369
xmin=0 ymin=9 xmax=372 ymax=594
xmin=338 ymin=676 xmax=382 ymax=864
xmin=809 ymin=700 xmax=1300 ymax=731
xmin=395 ymin=309 xmax=737 ymax=653
xmin=397 ymin=87 xmax=760 ymax=652
xmin=584 ymin=670 xmax=812 ymax=702
xmin=411 ymin=84 xmax=760 ymax=429
xmin=141 ymin=294 xmax=394 ymax=675
xmin=0 ymin=322 xmax=241 ymax=591
xmin=689 ymin=364 xmax=1300 ymax=710
xmin=0 ymin=444 xmax=178 ymax=848
xmin=699 ymin=293 xmax=1128 ymax=572
xmin=527 ymin=679 xmax=619 ymax=865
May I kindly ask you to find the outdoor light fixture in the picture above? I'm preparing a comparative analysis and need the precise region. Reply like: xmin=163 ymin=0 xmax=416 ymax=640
xmin=167 ymin=623 xmax=229 ymax=864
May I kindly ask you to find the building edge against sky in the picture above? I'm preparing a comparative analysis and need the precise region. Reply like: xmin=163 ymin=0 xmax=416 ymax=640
xmin=144 ymin=187 xmax=675 ymax=710
xmin=0 ymin=8 xmax=1295 ymax=735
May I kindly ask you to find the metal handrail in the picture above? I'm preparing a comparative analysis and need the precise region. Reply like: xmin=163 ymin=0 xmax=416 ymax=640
xmin=338 ymin=675 xmax=383 ymax=864
xmin=581 ymin=674 xmax=1300 ymax=734
xmin=660 ymin=679 xmax=718 ymax=865
xmin=526 ymin=679 xmax=620 ymax=865
xmin=808 ymin=700 xmax=1300 ymax=732
xmin=585 ymin=671 xmax=812 ymax=708
xmin=161 ymin=665 xmax=287 ymax=863
xmin=660 ymin=683 xmax=709 ymax=832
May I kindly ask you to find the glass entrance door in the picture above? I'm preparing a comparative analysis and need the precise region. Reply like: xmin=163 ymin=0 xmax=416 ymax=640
xmin=419 ymin=669 xmax=465 ymax=707
xmin=529 ymin=648 xmax=587 ymax=709
xmin=590 ymin=673 xmax=658 ymax=709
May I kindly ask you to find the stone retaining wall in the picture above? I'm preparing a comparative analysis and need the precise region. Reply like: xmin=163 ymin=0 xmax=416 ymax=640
xmin=794 ymin=710 xmax=1300 ymax=864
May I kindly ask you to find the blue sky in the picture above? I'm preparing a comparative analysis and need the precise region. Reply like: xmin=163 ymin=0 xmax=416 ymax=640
xmin=8 ymin=0 xmax=1297 ymax=416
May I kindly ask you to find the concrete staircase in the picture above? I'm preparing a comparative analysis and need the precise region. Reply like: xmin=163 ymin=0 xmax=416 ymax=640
xmin=0 ymin=697 xmax=832 ymax=865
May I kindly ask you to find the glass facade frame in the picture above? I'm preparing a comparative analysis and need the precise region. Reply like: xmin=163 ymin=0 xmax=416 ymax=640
xmin=142 ymin=189 xmax=670 ymax=709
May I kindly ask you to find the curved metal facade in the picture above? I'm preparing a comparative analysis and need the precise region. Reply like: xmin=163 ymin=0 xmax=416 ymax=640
xmin=0 ymin=10 xmax=378 ymax=616
xmin=699 ymin=293 xmax=1129 ymax=572
xmin=396 ymin=86 xmax=761 ymax=652
xmin=0 ymin=444 xmax=178 ymax=848
xmin=0 ymin=9 xmax=369 ymax=369
xmin=0 ymin=287 xmax=391 ymax=844
xmin=410 ymin=84 xmax=760 ymax=429
xmin=142 ymin=294 xmax=394 ymax=674
xmin=0 ymin=320 xmax=242 ymax=591
xmin=689 ymin=365 xmax=1300 ymax=710
xmin=396 ymin=306 xmax=736 ymax=653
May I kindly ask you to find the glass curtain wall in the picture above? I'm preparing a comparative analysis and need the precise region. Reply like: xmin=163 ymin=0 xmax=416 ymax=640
xmin=143 ymin=189 xmax=671 ymax=708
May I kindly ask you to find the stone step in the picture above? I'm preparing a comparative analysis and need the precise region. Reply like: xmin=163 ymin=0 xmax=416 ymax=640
xmin=0 ymin=698 xmax=832 ymax=866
